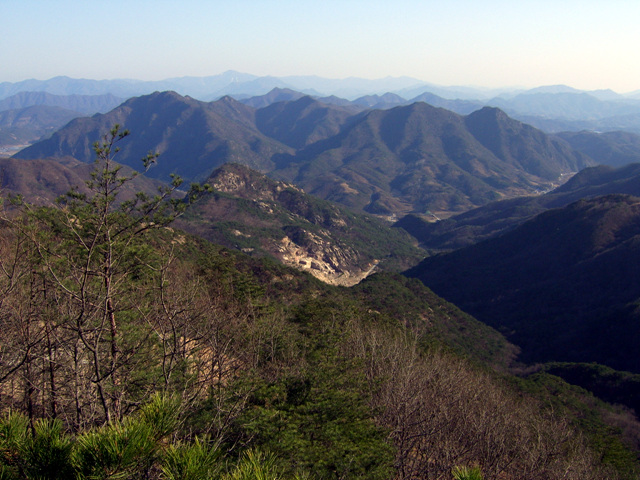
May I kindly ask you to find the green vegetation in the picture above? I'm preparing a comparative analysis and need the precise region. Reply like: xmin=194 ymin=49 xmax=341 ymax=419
xmin=0 ymin=127 xmax=636 ymax=479
xmin=451 ymin=466 xmax=483 ymax=480
xmin=0 ymin=399 xmax=313 ymax=479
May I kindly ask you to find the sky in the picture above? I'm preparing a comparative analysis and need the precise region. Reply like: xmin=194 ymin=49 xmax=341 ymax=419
xmin=2 ymin=0 xmax=640 ymax=93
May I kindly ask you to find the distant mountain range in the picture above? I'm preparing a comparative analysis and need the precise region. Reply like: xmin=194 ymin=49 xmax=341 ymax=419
xmin=556 ymin=130 xmax=640 ymax=167
xmin=13 ymin=90 xmax=594 ymax=216
xmin=0 ymin=73 xmax=423 ymax=103
xmin=5 ymin=73 xmax=640 ymax=133
xmin=0 ymin=105 xmax=80 ymax=150
xmin=0 ymin=92 xmax=126 ymax=151
xmin=0 ymin=91 xmax=124 ymax=115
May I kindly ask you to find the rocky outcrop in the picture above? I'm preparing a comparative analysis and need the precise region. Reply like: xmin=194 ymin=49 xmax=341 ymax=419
xmin=177 ymin=163 xmax=422 ymax=285
xmin=274 ymin=234 xmax=377 ymax=286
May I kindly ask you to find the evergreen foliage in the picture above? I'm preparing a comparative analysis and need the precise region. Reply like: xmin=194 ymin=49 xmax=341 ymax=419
xmin=451 ymin=466 xmax=483 ymax=480
xmin=239 ymin=304 xmax=394 ymax=479
xmin=161 ymin=437 xmax=221 ymax=480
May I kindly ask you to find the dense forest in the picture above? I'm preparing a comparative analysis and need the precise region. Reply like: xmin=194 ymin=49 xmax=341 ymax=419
xmin=0 ymin=127 xmax=637 ymax=479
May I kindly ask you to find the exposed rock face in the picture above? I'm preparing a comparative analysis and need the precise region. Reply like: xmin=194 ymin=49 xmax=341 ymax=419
xmin=275 ymin=234 xmax=377 ymax=286
xmin=208 ymin=167 xmax=304 ymax=201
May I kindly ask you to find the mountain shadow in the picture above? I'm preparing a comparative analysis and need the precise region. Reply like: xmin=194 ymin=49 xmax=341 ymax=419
xmin=406 ymin=194 xmax=640 ymax=374
xmin=397 ymin=162 xmax=640 ymax=251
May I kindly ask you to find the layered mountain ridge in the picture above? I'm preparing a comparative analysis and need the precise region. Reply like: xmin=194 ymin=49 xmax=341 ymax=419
xmin=6 ymin=73 xmax=640 ymax=133
xmin=14 ymin=90 xmax=594 ymax=217
xmin=0 ymin=91 xmax=124 ymax=115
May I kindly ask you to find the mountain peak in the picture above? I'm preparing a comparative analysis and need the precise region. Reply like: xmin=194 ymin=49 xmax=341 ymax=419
xmin=125 ymin=90 xmax=192 ymax=107
xmin=464 ymin=105 xmax=592 ymax=179
xmin=353 ymin=92 xmax=406 ymax=108
xmin=467 ymin=105 xmax=511 ymax=121
xmin=149 ymin=90 xmax=185 ymax=100
xmin=522 ymin=84 xmax=582 ymax=95
xmin=239 ymin=87 xmax=306 ymax=108
xmin=217 ymin=94 xmax=244 ymax=105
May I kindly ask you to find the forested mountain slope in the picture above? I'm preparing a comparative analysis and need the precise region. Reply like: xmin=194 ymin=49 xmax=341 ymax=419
xmin=14 ymin=91 xmax=594 ymax=217
xmin=174 ymin=163 xmax=423 ymax=285
xmin=269 ymin=103 xmax=592 ymax=215
xmin=14 ymin=91 xmax=294 ymax=182
xmin=407 ymin=194 xmax=640 ymax=375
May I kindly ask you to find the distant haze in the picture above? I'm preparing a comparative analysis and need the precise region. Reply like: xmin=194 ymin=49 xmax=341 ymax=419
xmin=3 ymin=0 xmax=640 ymax=93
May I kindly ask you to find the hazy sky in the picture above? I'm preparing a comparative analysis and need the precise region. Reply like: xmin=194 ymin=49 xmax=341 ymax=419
xmin=3 ymin=0 xmax=640 ymax=92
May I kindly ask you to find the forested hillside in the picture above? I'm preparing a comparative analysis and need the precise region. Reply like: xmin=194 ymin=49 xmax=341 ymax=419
xmin=407 ymin=194 xmax=640 ymax=374
xmin=0 ymin=127 xmax=636 ymax=479
xmin=14 ymin=91 xmax=594 ymax=217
